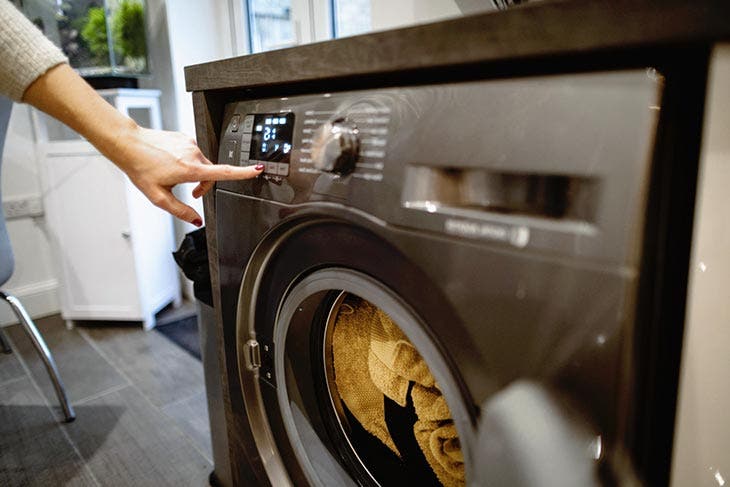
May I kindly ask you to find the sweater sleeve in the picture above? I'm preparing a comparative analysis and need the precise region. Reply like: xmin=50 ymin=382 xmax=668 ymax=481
xmin=0 ymin=1 xmax=68 ymax=102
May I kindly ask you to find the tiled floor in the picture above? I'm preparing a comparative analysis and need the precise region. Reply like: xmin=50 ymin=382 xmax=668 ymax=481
xmin=0 ymin=314 xmax=212 ymax=487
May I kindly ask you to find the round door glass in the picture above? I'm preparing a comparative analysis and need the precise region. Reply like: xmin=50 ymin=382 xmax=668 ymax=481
xmin=322 ymin=292 xmax=464 ymax=486
xmin=272 ymin=270 xmax=471 ymax=487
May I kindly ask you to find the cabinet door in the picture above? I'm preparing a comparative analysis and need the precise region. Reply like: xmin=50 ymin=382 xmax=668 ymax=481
xmin=43 ymin=148 xmax=142 ymax=319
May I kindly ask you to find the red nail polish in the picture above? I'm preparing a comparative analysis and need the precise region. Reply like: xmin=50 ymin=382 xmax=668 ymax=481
xmin=193 ymin=218 xmax=202 ymax=227
xmin=255 ymin=164 xmax=265 ymax=170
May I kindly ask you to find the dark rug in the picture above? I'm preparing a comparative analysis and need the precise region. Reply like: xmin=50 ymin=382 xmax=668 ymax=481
xmin=156 ymin=315 xmax=201 ymax=360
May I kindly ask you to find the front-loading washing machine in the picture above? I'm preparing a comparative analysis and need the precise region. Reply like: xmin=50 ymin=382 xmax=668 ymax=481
xmin=186 ymin=3 xmax=729 ymax=486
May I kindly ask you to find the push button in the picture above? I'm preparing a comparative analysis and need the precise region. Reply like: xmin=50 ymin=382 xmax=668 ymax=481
xmin=276 ymin=163 xmax=289 ymax=176
xmin=229 ymin=114 xmax=241 ymax=132
xmin=224 ymin=139 xmax=237 ymax=164
xmin=266 ymin=162 xmax=278 ymax=174
xmin=242 ymin=115 xmax=254 ymax=133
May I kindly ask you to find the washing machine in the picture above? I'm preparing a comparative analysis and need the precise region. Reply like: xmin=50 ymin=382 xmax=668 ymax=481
xmin=186 ymin=2 xmax=729 ymax=486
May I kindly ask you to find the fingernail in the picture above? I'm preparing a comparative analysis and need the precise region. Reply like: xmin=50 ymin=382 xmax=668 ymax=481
xmin=192 ymin=218 xmax=202 ymax=227
xmin=255 ymin=164 xmax=265 ymax=170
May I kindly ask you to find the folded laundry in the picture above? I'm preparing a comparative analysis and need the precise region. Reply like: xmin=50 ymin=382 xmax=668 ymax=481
xmin=330 ymin=295 xmax=465 ymax=486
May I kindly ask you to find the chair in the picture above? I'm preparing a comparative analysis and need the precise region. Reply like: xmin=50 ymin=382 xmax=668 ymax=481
xmin=0 ymin=96 xmax=74 ymax=422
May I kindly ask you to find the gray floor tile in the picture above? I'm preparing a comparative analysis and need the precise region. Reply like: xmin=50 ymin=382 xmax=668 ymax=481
xmin=5 ymin=315 xmax=127 ymax=406
xmin=0 ymin=377 xmax=98 ymax=487
xmin=81 ymin=325 xmax=205 ymax=408
xmin=0 ymin=342 xmax=25 ymax=386
xmin=162 ymin=391 xmax=213 ymax=461
xmin=64 ymin=385 xmax=212 ymax=487
xmin=156 ymin=300 xmax=197 ymax=327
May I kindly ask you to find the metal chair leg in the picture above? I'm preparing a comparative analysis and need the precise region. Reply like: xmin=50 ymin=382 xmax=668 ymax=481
xmin=0 ymin=291 xmax=75 ymax=422
xmin=0 ymin=325 xmax=12 ymax=354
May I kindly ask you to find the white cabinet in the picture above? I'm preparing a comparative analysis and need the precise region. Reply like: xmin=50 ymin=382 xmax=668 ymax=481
xmin=36 ymin=90 xmax=181 ymax=330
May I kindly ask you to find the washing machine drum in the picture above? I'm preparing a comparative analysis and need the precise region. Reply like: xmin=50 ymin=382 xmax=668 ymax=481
xmin=327 ymin=294 xmax=464 ymax=486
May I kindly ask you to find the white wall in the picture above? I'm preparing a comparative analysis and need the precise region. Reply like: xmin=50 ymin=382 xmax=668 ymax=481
xmin=1 ymin=105 xmax=61 ymax=325
xmin=153 ymin=0 xmax=234 ymax=298
xmin=370 ymin=0 xmax=461 ymax=31
xmin=165 ymin=0 xmax=233 ymax=138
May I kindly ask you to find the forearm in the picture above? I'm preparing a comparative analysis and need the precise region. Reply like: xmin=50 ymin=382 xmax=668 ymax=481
xmin=22 ymin=64 xmax=136 ymax=160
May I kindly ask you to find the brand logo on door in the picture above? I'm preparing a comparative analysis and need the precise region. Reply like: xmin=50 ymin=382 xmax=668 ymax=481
xmin=444 ymin=219 xmax=530 ymax=248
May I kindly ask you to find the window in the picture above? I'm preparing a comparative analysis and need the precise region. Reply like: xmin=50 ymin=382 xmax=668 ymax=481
xmin=247 ymin=0 xmax=296 ymax=54
xmin=243 ymin=0 xmax=378 ymax=54
xmin=332 ymin=0 xmax=371 ymax=38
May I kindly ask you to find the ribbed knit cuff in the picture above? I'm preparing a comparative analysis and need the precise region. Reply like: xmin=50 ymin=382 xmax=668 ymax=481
xmin=0 ymin=1 xmax=69 ymax=102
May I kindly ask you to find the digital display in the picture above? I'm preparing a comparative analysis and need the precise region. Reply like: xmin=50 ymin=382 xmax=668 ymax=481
xmin=249 ymin=113 xmax=295 ymax=163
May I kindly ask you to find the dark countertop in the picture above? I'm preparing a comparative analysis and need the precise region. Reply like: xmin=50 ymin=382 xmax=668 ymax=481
xmin=185 ymin=0 xmax=730 ymax=93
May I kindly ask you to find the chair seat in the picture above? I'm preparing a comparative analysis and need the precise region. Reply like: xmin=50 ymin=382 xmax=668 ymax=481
xmin=0 ymin=95 xmax=14 ymax=287
xmin=0 ymin=231 xmax=13 ymax=286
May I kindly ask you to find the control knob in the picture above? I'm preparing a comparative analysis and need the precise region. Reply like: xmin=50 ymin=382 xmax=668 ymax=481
xmin=312 ymin=118 xmax=360 ymax=175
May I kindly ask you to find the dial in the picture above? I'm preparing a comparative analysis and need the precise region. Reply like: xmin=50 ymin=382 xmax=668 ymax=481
xmin=311 ymin=118 xmax=360 ymax=175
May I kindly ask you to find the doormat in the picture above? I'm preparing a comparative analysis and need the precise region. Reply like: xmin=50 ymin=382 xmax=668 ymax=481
xmin=156 ymin=315 xmax=201 ymax=361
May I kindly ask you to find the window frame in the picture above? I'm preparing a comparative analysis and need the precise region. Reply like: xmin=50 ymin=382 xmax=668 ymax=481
xmin=240 ymin=0 xmax=333 ymax=55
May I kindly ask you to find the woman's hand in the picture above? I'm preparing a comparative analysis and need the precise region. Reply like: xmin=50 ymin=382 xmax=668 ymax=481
xmin=112 ymin=124 xmax=263 ymax=226
xmin=23 ymin=64 xmax=263 ymax=226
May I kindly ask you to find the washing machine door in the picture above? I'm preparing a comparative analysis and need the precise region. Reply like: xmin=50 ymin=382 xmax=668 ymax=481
xmin=236 ymin=219 xmax=479 ymax=487
xmin=234 ymin=216 xmax=628 ymax=486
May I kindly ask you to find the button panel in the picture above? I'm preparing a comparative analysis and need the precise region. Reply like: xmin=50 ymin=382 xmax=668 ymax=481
xmin=223 ymin=112 xmax=295 ymax=177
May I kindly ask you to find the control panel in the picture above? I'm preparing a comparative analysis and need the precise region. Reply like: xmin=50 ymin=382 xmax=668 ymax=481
xmin=218 ymin=93 xmax=390 ymax=190
xmin=215 ymin=71 xmax=661 ymax=264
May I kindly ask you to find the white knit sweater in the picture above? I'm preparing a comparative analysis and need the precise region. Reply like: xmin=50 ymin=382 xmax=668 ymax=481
xmin=0 ymin=1 xmax=68 ymax=101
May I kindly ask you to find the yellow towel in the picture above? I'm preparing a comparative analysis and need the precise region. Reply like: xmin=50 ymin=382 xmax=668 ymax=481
xmin=412 ymin=384 xmax=451 ymax=422
xmin=369 ymin=307 xmax=436 ymax=391
xmin=331 ymin=296 xmax=466 ymax=486
xmin=415 ymin=421 xmax=465 ymax=486
xmin=332 ymin=298 xmax=399 ymax=455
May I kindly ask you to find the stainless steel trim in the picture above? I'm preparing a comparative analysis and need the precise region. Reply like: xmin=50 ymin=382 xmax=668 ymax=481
xmin=245 ymin=339 xmax=262 ymax=370
xmin=321 ymin=291 xmax=381 ymax=486
xmin=0 ymin=291 xmax=75 ymax=422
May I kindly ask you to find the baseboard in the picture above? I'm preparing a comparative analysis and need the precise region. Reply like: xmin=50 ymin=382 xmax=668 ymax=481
xmin=0 ymin=279 xmax=61 ymax=326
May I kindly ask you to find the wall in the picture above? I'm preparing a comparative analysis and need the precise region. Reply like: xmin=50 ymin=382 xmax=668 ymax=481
xmin=0 ymin=105 xmax=61 ymax=325
xmin=150 ymin=0 xmax=234 ymax=298
xmin=370 ymin=0 xmax=461 ymax=31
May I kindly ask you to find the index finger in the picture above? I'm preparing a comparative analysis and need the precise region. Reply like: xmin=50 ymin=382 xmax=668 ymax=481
xmin=191 ymin=163 xmax=264 ymax=182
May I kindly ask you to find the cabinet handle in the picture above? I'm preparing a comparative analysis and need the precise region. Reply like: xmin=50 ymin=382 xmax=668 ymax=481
xmin=121 ymin=230 xmax=132 ymax=240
